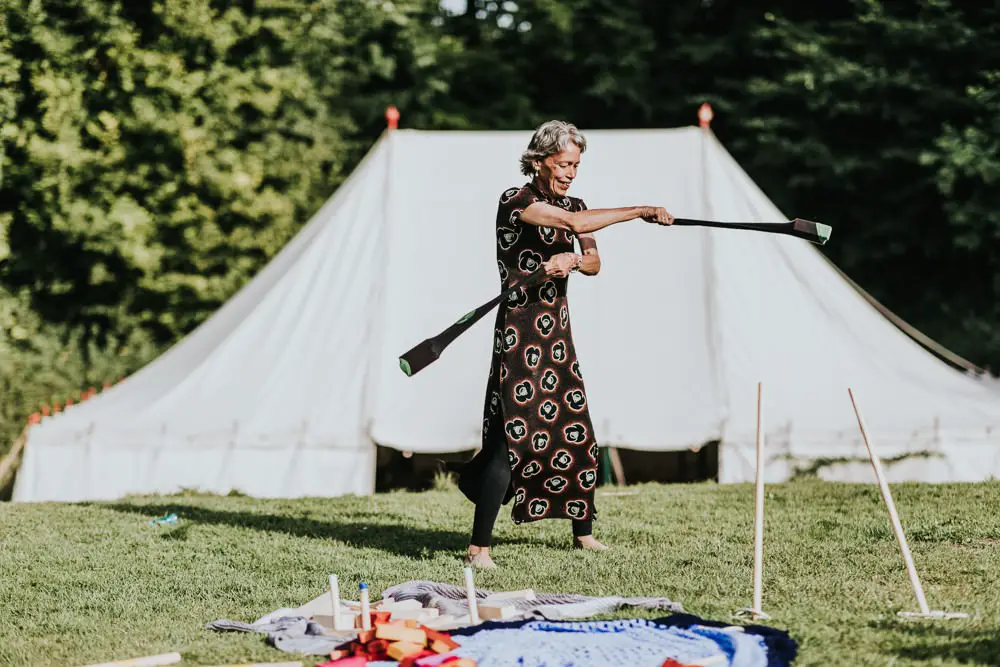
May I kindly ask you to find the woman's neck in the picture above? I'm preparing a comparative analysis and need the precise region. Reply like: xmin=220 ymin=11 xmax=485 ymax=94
xmin=531 ymin=176 xmax=556 ymax=201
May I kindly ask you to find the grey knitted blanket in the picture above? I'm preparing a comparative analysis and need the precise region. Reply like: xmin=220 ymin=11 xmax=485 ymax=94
xmin=205 ymin=580 xmax=684 ymax=655
xmin=382 ymin=580 xmax=684 ymax=621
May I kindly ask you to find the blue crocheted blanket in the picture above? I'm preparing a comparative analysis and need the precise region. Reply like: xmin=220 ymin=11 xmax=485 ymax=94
xmin=424 ymin=617 xmax=789 ymax=667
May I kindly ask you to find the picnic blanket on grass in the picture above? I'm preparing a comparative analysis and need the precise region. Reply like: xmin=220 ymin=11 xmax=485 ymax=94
xmin=204 ymin=581 xmax=796 ymax=666
xmin=442 ymin=618 xmax=769 ymax=667
xmin=206 ymin=579 xmax=684 ymax=655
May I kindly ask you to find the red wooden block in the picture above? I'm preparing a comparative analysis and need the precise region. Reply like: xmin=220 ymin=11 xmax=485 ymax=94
xmin=399 ymin=649 xmax=436 ymax=667
xmin=316 ymin=656 xmax=367 ymax=667
xmin=366 ymin=638 xmax=390 ymax=660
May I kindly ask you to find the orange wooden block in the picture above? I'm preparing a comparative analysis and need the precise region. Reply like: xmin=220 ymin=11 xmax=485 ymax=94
xmin=387 ymin=641 xmax=425 ymax=661
xmin=424 ymin=628 xmax=459 ymax=652
xmin=431 ymin=638 xmax=460 ymax=653
xmin=356 ymin=629 xmax=376 ymax=644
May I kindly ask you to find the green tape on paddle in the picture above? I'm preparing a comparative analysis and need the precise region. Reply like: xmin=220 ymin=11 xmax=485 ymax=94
xmin=455 ymin=310 xmax=476 ymax=325
xmin=816 ymin=222 xmax=832 ymax=243
xmin=399 ymin=358 xmax=413 ymax=376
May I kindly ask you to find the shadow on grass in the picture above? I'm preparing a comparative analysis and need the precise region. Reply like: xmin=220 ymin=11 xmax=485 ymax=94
xmin=91 ymin=501 xmax=538 ymax=559
xmin=869 ymin=618 xmax=1000 ymax=664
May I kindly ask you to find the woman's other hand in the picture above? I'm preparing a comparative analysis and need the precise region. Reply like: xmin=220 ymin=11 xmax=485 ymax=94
xmin=543 ymin=252 xmax=582 ymax=278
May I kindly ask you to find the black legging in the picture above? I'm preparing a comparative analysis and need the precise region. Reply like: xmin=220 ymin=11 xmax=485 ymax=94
xmin=470 ymin=440 xmax=592 ymax=547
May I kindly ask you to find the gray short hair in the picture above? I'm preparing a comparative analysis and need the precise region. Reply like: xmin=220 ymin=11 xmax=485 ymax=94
xmin=519 ymin=120 xmax=587 ymax=176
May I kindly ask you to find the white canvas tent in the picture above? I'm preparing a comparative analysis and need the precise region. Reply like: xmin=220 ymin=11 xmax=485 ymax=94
xmin=11 ymin=125 xmax=1000 ymax=503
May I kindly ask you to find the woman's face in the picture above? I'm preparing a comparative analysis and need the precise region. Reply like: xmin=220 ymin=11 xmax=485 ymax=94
xmin=534 ymin=144 xmax=581 ymax=197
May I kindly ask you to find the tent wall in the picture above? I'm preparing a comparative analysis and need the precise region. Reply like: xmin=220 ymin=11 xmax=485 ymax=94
xmin=12 ymin=126 xmax=1000 ymax=502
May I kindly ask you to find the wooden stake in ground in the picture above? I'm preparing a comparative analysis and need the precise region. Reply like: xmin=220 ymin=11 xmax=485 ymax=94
xmin=848 ymin=387 xmax=967 ymax=620
xmin=734 ymin=382 xmax=771 ymax=621
xmin=80 ymin=652 xmax=181 ymax=667
xmin=463 ymin=566 xmax=480 ymax=624
xmin=329 ymin=574 xmax=343 ymax=630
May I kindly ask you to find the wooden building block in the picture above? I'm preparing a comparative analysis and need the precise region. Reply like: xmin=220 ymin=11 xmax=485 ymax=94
xmin=390 ymin=607 xmax=440 ymax=622
xmin=319 ymin=657 xmax=366 ymax=667
xmin=423 ymin=628 xmax=460 ymax=653
xmin=380 ymin=598 xmax=423 ymax=611
xmin=386 ymin=641 xmax=425 ymax=661
xmin=477 ymin=602 xmax=517 ymax=620
xmin=375 ymin=623 xmax=427 ymax=645
xmin=314 ymin=611 xmax=359 ymax=631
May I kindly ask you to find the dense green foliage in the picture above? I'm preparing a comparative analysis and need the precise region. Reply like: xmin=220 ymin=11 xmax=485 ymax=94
xmin=2 ymin=0 xmax=999 ymax=455
xmin=2 ymin=481 xmax=1000 ymax=665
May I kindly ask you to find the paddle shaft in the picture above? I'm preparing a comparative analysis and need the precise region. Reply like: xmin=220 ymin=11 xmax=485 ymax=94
xmin=672 ymin=218 xmax=794 ymax=234
xmin=398 ymin=265 xmax=547 ymax=375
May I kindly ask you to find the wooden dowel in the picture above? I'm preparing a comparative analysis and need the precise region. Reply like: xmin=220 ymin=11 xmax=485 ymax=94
xmin=848 ymin=388 xmax=930 ymax=615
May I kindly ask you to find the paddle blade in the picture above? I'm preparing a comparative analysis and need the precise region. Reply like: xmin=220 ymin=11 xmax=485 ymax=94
xmin=398 ymin=339 xmax=441 ymax=377
xmin=791 ymin=218 xmax=832 ymax=245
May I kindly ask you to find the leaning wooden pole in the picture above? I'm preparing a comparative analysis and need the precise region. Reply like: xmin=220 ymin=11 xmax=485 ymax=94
xmin=847 ymin=388 xmax=967 ymax=620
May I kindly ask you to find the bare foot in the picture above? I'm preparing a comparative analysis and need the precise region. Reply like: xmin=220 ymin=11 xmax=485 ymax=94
xmin=573 ymin=535 xmax=609 ymax=551
xmin=465 ymin=545 xmax=497 ymax=568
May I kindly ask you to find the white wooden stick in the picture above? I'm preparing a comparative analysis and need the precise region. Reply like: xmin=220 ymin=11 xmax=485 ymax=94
xmin=464 ymin=566 xmax=480 ymax=623
xmin=752 ymin=381 xmax=765 ymax=615
xmin=328 ymin=574 xmax=342 ymax=630
xmin=81 ymin=652 xmax=182 ymax=667
xmin=359 ymin=582 xmax=371 ymax=630
xmin=848 ymin=388 xmax=930 ymax=615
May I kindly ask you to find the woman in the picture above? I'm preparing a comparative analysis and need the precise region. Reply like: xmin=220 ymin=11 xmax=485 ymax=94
xmin=458 ymin=120 xmax=674 ymax=568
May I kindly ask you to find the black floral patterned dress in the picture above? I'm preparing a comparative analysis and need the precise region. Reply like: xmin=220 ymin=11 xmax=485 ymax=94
xmin=460 ymin=181 xmax=600 ymax=525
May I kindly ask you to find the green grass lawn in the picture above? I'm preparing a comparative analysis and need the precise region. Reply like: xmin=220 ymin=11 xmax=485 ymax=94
xmin=2 ymin=479 xmax=999 ymax=666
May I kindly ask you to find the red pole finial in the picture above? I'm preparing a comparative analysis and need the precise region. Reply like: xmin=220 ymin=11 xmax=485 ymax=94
xmin=698 ymin=102 xmax=714 ymax=128
xmin=386 ymin=105 xmax=400 ymax=130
